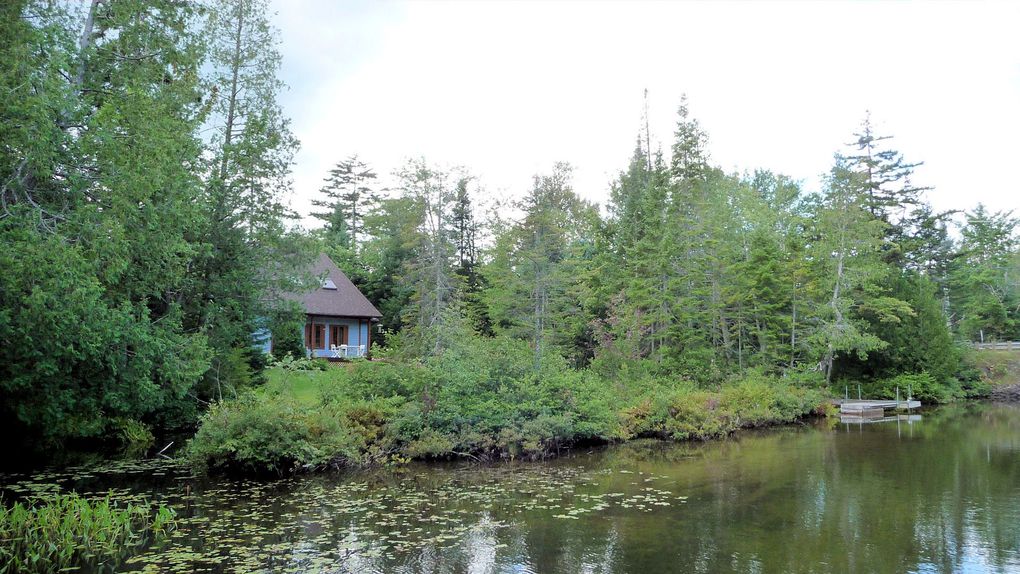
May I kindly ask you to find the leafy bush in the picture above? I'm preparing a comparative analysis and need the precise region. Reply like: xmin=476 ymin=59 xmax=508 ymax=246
xmin=185 ymin=394 xmax=336 ymax=474
xmin=187 ymin=337 xmax=826 ymax=474
xmin=0 ymin=493 xmax=175 ymax=573
xmin=185 ymin=389 xmax=409 ymax=473
xmin=861 ymin=372 xmax=962 ymax=404
xmin=107 ymin=417 xmax=155 ymax=455
xmin=619 ymin=373 xmax=822 ymax=441
xmin=271 ymin=353 xmax=328 ymax=372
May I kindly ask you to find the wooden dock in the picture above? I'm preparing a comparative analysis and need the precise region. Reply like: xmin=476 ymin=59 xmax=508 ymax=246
xmin=835 ymin=399 xmax=921 ymax=416
xmin=836 ymin=399 xmax=922 ymax=425
xmin=839 ymin=413 xmax=923 ymax=424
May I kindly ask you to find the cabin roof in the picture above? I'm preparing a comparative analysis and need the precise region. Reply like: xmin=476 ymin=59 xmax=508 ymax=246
xmin=291 ymin=253 xmax=382 ymax=318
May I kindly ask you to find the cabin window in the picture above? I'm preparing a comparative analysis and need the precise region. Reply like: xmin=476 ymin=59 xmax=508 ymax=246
xmin=311 ymin=323 xmax=325 ymax=349
xmin=330 ymin=325 xmax=348 ymax=346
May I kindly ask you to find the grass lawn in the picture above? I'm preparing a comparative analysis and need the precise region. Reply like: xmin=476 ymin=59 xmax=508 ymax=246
xmin=972 ymin=350 xmax=1020 ymax=387
xmin=262 ymin=366 xmax=340 ymax=405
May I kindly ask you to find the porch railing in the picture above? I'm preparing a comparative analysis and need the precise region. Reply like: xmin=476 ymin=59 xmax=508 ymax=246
xmin=328 ymin=344 xmax=366 ymax=359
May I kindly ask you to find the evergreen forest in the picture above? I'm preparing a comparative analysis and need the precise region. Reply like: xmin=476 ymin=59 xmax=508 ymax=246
xmin=2 ymin=1 xmax=1018 ymax=469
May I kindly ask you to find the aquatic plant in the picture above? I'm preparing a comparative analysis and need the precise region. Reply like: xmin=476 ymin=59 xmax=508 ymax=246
xmin=0 ymin=492 xmax=176 ymax=573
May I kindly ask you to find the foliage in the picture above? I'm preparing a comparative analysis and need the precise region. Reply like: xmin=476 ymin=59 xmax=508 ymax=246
xmin=108 ymin=418 xmax=155 ymax=456
xmin=0 ymin=0 xmax=306 ymax=445
xmin=0 ymin=493 xmax=175 ymax=573
xmin=617 ymin=372 xmax=824 ymax=441
xmin=271 ymin=353 xmax=328 ymax=372
xmin=187 ymin=338 xmax=822 ymax=474
xmin=311 ymin=155 xmax=378 ymax=256
xmin=0 ymin=0 xmax=316 ymax=445
xmin=186 ymin=393 xmax=336 ymax=474
xmin=3 ymin=2 xmax=1008 ymax=456
xmin=859 ymin=373 xmax=960 ymax=404
xmin=948 ymin=206 xmax=1019 ymax=341
xmin=483 ymin=163 xmax=600 ymax=369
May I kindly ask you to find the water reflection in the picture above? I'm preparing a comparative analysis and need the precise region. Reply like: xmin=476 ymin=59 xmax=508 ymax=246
xmin=1 ymin=404 xmax=1018 ymax=573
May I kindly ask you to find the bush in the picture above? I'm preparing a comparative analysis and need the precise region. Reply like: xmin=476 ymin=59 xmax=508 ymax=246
xmin=0 ymin=493 xmax=175 ymax=573
xmin=860 ymin=372 xmax=962 ymax=404
xmin=107 ymin=417 xmax=155 ymax=456
xmin=271 ymin=353 xmax=328 ymax=372
xmin=619 ymin=373 xmax=822 ymax=442
xmin=185 ymin=394 xmax=337 ymax=474
xmin=185 ymin=390 xmax=408 ymax=473
xmin=186 ymin=337 xmax=826 ymax=474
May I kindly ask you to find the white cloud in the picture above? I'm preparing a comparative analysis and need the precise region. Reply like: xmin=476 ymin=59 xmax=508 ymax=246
xmin=272 ymin=0 xmax=1020 ymax=226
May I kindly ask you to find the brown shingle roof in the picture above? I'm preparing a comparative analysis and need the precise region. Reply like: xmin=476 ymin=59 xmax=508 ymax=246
xmin=290 ymin=253 xmax=382 ymax=318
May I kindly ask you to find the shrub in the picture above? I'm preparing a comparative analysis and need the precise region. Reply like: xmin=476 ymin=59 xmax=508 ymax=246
xmin=621 ymin=373 xmax=822 ymax=442
xmin=0 ymin=493 xmax=175 ymax=573
xmin=107 ymin=417 xmax=155 ymax=456
xmin=271 ymin=353 xmax=327 ymax=372
xmin=185 ymin=394 xmax=336 ymax=474
xmin=187 ymin=337 xmax=827 ymax=474
xmin=185 ymin=390 xmax=407 ymax=473
xmin=661 ymin=390 xmax=734 ymax=440
xmin=861 ymin=372 xmax=961 ymax=404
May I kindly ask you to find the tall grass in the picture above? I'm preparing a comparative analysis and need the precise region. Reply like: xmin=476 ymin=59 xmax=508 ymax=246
xmin=0 ymin=493 xmax=176 ymax=573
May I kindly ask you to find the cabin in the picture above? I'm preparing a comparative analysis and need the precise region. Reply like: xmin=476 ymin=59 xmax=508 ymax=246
xmin=259 ymin=253 xmax=382 ymax=359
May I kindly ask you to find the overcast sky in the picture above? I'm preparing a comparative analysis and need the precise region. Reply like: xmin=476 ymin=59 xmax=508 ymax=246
xmin=269 ymin=0 xmax=1020 ymax=226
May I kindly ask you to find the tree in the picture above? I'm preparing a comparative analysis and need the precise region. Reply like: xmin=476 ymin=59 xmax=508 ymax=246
xmin=450 ymin=176 xmax=490 ymax=334
xmin=311 ymin=155 xmax=378 ymax=251
xmin=359 ymin=195 xmax=420 ymax=346
xmin=808 ymin=158 xmax=912 ymax=383
xmin=949 ymin=206 xmax=1019 ymax=341
xmin=844 ymin=113 xmax=939 ymax=268
xmin=1 ymin=0 xmax=214 ymax=441
xmin=597 ymin=139 xmax=673 ymax=364
xmin=485 ymin=163 xmax=598 ymax=369
xmin=189 ymin=0 xmax=303 ymax=399
xmin=391 ymin=160 xmax=464 ymax=357
xmin=845 ymin=113 xmax=928 ymax=224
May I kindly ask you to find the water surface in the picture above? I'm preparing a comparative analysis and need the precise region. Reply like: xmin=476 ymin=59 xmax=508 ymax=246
xmin=3 ymin=403 xmax=1018 ymax=573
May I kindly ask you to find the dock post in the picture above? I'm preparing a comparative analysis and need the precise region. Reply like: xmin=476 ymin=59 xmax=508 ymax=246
xmin=857 ymin=384 xmax=862 ymax=400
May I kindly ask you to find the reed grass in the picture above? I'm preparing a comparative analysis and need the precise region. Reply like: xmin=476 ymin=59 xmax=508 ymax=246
xmin=0 ymin=492 xmax=176 ymax=573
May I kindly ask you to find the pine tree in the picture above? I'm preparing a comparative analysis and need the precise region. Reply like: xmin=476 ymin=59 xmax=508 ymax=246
xmin=393 ymin=160 xmax=463 ymax=357
xmin=450 ymin=176 xmax=490 ymax=334
xmin=192 ymin=0 xmax=302 ymax=398
xmin=949 ymin=206 xmax=1019 ymax=341
xmin=311 ymin=155 xmax=378 ymax=250
xmin=485 ymin=164 xmax=597 ymax=369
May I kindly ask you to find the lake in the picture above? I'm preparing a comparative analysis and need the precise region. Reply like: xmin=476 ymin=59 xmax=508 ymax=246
xmin=3 ymin=403 xmax=1018 ymax=573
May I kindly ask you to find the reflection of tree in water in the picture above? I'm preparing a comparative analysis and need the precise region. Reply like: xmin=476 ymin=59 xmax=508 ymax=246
xmin=585 ymin=404 xmax=1020 ymax=574
xmin=1 ymin=405 xmax=1017 ymax=573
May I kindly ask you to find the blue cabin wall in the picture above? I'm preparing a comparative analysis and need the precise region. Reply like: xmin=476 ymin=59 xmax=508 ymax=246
xmin=306 ymin=315 xmax=371 ymax=358
xmin=255 ymin=315 xmax=373 ymax=358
